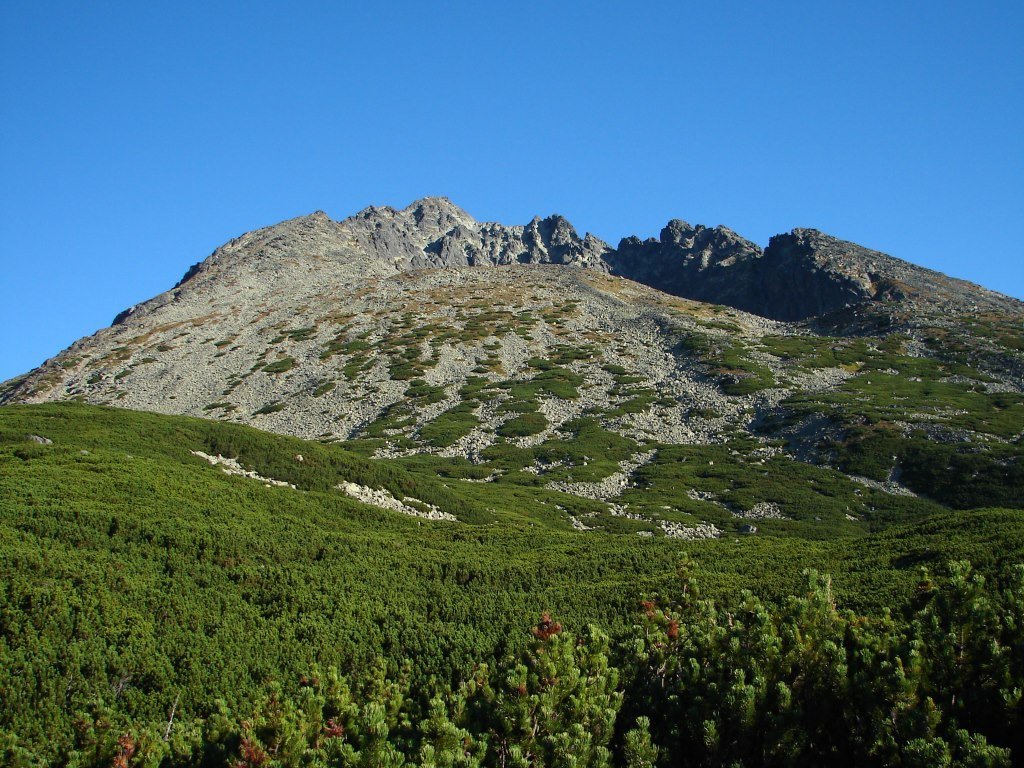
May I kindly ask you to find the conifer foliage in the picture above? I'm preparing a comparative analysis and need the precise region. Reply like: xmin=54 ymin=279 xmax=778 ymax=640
xmin=624 ymin=558 xmax=1020 ymax=766
xmin=7 ymin=561 xmax=1020 ymax=767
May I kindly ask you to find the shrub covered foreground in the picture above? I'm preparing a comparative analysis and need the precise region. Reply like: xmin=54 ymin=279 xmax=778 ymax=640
xmin=5 ymin=561 xmax=1021 ymax=767
xmin=2 ymin=404 xmax=1023 ymax=765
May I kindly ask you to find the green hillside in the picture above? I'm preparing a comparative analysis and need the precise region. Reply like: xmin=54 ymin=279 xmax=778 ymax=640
xmin=2 ymin=403 xmax=1023 ymax=765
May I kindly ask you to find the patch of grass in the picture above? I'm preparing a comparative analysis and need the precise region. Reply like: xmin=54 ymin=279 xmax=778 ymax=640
xmin=621 ymin=443 xmax=943 ymax=536
xmin=419 ymin=403 xmax=480 ymax=448
xmin=459 ymin=376 xmax=491 ymax=400
xmin=254 ymin=401 xmax=286 ymax=415
xmin=829 ymin=425 xmax=1024 ymax=510
xmin=283 ymin=326 xmax=317 ymax=342
xmin=760 ymin=335 xmax=872 ymax=369
xmin=495 ymin=368 xmax=583 ymax=402
xmin=321 ymin=334 xmax=371 ymax=361
xmin=342 ymin=356 xmax=371 ymax=380
xmin=678 ymin=333 xmax=775 ymax=394
xmin=714 ymin=347 xmax=775 ymax=395
xmin=531 ymin=418 xmax=640 ymax=483
xmin=532 ymin=368 xmax=585 ymax=400
xmin=405 ymin=380 xmax=447 ymax=404
xmin=479 ymin=440 xmax=535 ymax=472
xmin=550 ymin=344 xmax=597 ymax=365
xmin=263 ymin=356 xmax=296 ymax=374
xmin=312 ymin=381 xmax=336 ymax=398
xmin=497 ymin=411 xmax=548 ymax=438
xmin=785 ymin=358 xmax=1024 ymax=439
xmin=203 ymin=402 xmax=237 ymax=413
xmin=604 ymin=389 xmax=659 ymax=417
xmin=363 ymin=410 xmax=407 ymax=437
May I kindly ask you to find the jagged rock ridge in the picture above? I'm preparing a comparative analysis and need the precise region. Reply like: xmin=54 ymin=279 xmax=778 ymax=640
xmin=109 ymin=198 xmax=611 ymax=326
xmin=107 ymin=197 xmax=1020 ymax=330
xmin=606 ymin=221 xmax=1020 ymax=322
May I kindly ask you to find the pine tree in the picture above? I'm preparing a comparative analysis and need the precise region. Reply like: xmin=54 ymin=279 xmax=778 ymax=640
xmin=484 ymin=616 xmax=621 ymax=768
xmin=622 ymin=717 xmax=658 ymax=768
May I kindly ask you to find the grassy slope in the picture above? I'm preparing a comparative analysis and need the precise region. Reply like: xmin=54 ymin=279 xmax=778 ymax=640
xmin=2 ymin=403 xmax=1023 ymax=753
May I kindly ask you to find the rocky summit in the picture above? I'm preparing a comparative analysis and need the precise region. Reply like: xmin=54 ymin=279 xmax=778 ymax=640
xmin=3 ymin=197 xmax=1023 ymax=529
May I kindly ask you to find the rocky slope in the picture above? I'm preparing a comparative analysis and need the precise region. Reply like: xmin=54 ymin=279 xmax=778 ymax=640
xmin=3 ymin=197 xmax=1022 ymax=530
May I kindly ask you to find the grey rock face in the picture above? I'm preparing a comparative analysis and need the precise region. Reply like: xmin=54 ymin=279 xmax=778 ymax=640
xmin=605 ymin=221 xmax=765 ymax=312
xmin=748 ymin=229 xmax=875 ymax=321
xmin=758 ymin=228 xmax=1020 ymax=319
xmin=109 ymin=198 xmax=610 ymax=328
xmin=606 ymin=222 xmax=1021 ymax=322
xmin=332 ymin=197 xmax=610 ymax=272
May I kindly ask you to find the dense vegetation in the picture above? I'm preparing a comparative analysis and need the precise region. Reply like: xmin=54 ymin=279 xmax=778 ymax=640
xmin=2 ymin=403 xmax=1023 ymax=765
xmin=6 ymin=562 xmax=1022 ymax=766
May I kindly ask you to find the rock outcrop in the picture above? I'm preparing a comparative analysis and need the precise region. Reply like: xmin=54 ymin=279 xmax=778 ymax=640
xmin=605 ymin=222 xmax=1021 ymax=322
xmin=340 ymin=197 xmax=611 ymax=270
xmin=605 ymin=220 xmax=765 ymax=313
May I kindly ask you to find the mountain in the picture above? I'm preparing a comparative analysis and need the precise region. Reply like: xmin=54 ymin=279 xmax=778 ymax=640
xmin=3 ymin=198 xmax=1024 ymax=764
xmin=2 ymin=197 xmax=1023 ymax=521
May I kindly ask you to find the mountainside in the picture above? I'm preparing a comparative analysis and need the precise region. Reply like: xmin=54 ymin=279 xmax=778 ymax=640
xmin=2 ymin=197 xmax=1023 ymax=529
xmin=3 ymin=198 xmax=1024 ymax=764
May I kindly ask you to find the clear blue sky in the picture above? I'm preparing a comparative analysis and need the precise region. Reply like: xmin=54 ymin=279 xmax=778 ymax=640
xmin=2 ymin=1 xmax=1022 ymax=382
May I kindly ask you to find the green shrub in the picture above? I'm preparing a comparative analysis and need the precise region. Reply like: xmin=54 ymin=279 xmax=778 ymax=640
xmin=312 ymin=381 xmax=336 ymax=398
xmin=420 ymin=403 xmax=479 ymax=448
xmin=498 ymin=411 xmax=548 ymax=437
xmin=254 ymin=401 xmax=286 ymax=415
xmin=263 ymin=356 xmax=296 ymax=374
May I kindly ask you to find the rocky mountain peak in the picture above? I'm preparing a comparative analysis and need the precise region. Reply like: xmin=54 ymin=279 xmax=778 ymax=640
xmin=406 ymin=195 xmax=472 ymax=218
xmin=332 ymin=203 xmax=609 ymax=271
xmin=403 ymin=197 xmax=477 ymax=236
xmin=77 ymin=198 xmax=1024 ymax=334
xmin=516 ymin=214 xmax=609 ymax=267
xmin=661 ymin=218 xmax=693 ymax=236
xmin=604 ymin=217 xmax=1022 ymax=322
